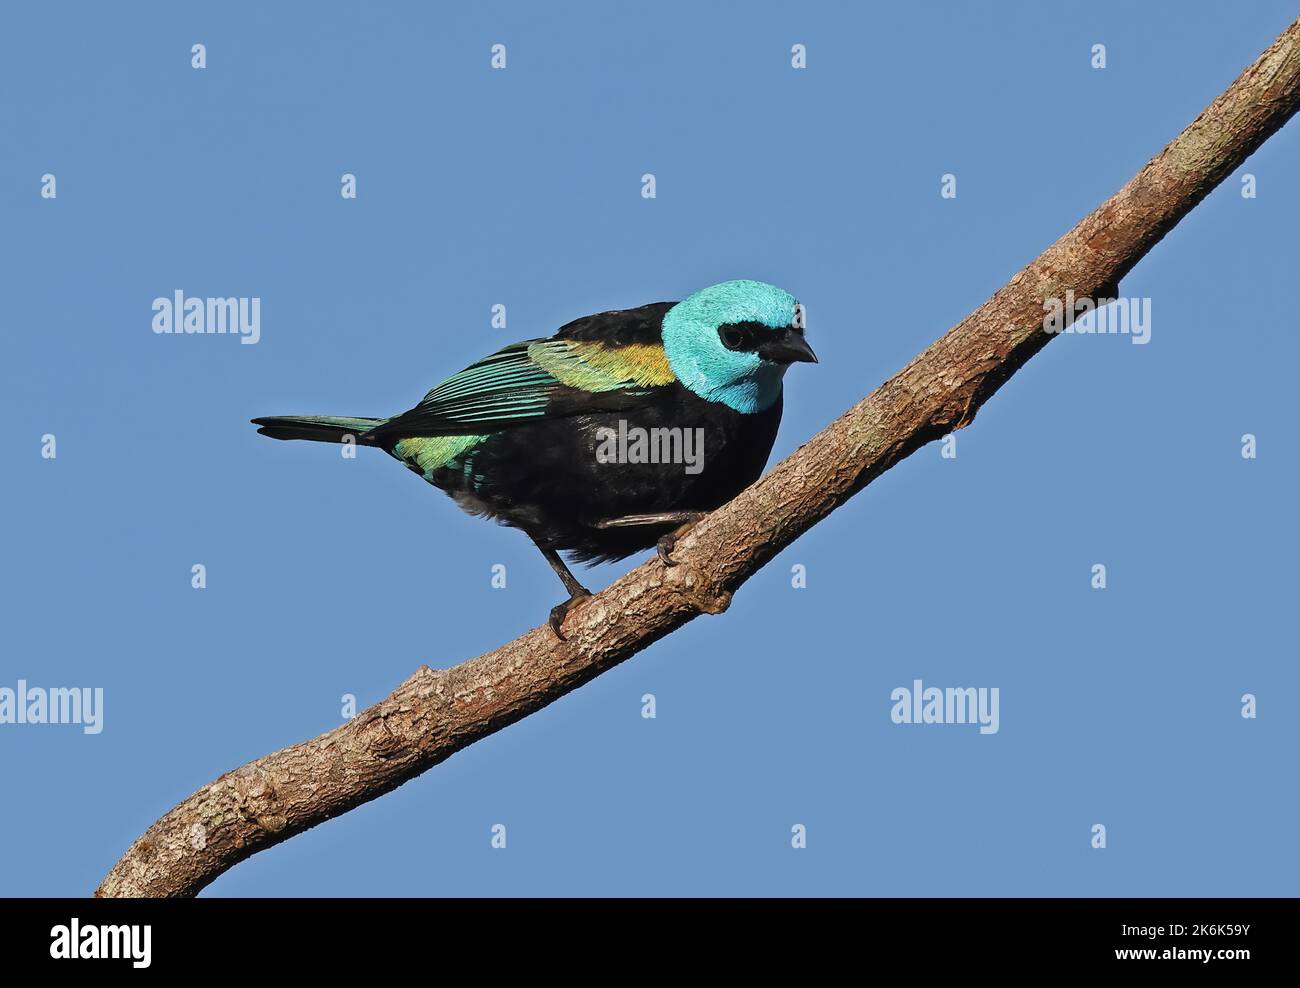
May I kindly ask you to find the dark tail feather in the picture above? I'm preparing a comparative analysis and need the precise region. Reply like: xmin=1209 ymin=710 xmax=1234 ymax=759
xmin=251 ymin=415 xmax=386 ymax=445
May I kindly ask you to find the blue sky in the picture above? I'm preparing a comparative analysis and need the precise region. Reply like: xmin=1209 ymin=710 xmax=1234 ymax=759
xmin=2 ymin=0 xmax=1297 ymax=896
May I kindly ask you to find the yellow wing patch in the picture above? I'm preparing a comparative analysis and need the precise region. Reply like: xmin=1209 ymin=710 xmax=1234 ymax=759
xmin=527 ymin=340 xmax=675 ymax=391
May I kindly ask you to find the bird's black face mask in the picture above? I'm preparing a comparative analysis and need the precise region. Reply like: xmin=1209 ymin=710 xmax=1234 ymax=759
xmin=717 ymin=321 xmax=819 ymax=365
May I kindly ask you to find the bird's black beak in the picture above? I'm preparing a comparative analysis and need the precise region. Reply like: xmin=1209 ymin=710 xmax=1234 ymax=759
xmin=758 ymin=328 xmax=818 ymax=365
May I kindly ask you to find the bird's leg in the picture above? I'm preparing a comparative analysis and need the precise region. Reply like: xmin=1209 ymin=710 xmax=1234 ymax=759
xmin=590 ymin=510 xmax=708 ymax=567
xmin=531 ymin=537 xmax=591 ymax=640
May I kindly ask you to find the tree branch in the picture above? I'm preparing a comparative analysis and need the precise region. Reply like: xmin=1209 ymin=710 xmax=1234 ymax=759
xmin=98 ymin=15 xmax=1300 ymax=897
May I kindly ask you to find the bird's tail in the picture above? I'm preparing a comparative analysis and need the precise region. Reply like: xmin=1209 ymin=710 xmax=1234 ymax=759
xmin=251 ymin=415 xmax=387 ymax=445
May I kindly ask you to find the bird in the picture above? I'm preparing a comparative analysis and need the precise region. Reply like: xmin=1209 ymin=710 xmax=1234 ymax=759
xmin=252 ymin=279 xmax=816 ymax=637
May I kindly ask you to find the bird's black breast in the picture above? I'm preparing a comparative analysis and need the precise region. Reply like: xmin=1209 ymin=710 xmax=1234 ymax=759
xmin=429 ymin=383 xmax=784 ymax=562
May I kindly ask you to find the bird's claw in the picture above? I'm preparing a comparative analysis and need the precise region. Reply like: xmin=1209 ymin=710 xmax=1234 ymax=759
xmin=549 ymin=590 xmax=592 ymax=640
xmin=656 ymin=518 xmax=702 ymax=567
xmin=656 ymin=533 xmax=680 ymax=567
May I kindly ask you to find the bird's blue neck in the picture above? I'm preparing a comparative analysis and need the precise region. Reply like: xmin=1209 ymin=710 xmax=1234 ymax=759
xmin=680 ymin=363 xmax=785 ymax=414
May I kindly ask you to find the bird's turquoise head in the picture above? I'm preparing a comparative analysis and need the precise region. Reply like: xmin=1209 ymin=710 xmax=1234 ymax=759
xmin=661 ymin=280 xmax=816 ymax=414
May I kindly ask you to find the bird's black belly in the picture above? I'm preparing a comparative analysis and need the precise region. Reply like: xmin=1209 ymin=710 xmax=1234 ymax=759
xmin=430 ymin=386 xmax=783 ymax=562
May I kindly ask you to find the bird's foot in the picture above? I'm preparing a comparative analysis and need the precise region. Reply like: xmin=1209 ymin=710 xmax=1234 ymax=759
xmin=549 ymin=589 xmax=592 ymax=640
xmin=656 ymin=517 xmax=703 ymax=567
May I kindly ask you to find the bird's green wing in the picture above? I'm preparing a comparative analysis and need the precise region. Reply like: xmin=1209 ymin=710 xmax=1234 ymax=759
xmin=367 ymin=337 xmax=677 ymax=441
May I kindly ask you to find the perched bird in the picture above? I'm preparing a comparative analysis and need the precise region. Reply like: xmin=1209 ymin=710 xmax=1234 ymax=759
xmin=252 ymin=279 xmax=815 ymax=636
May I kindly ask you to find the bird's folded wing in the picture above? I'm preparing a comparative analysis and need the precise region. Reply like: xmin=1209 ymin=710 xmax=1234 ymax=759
xmin=367 ymin=338 xmax=677 ymax=439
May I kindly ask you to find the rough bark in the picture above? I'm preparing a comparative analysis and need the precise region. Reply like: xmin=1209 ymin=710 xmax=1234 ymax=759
xmin=98 ymin=15 xmax=1300 ymax=897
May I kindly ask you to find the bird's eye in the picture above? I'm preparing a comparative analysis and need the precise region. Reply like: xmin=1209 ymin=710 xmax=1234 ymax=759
xmin=719 ymin=326 xmax=746 ymax=350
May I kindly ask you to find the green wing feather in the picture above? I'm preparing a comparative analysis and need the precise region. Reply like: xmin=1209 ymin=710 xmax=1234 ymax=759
xmin=368 ymin=338 xmax=676 ymax=443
